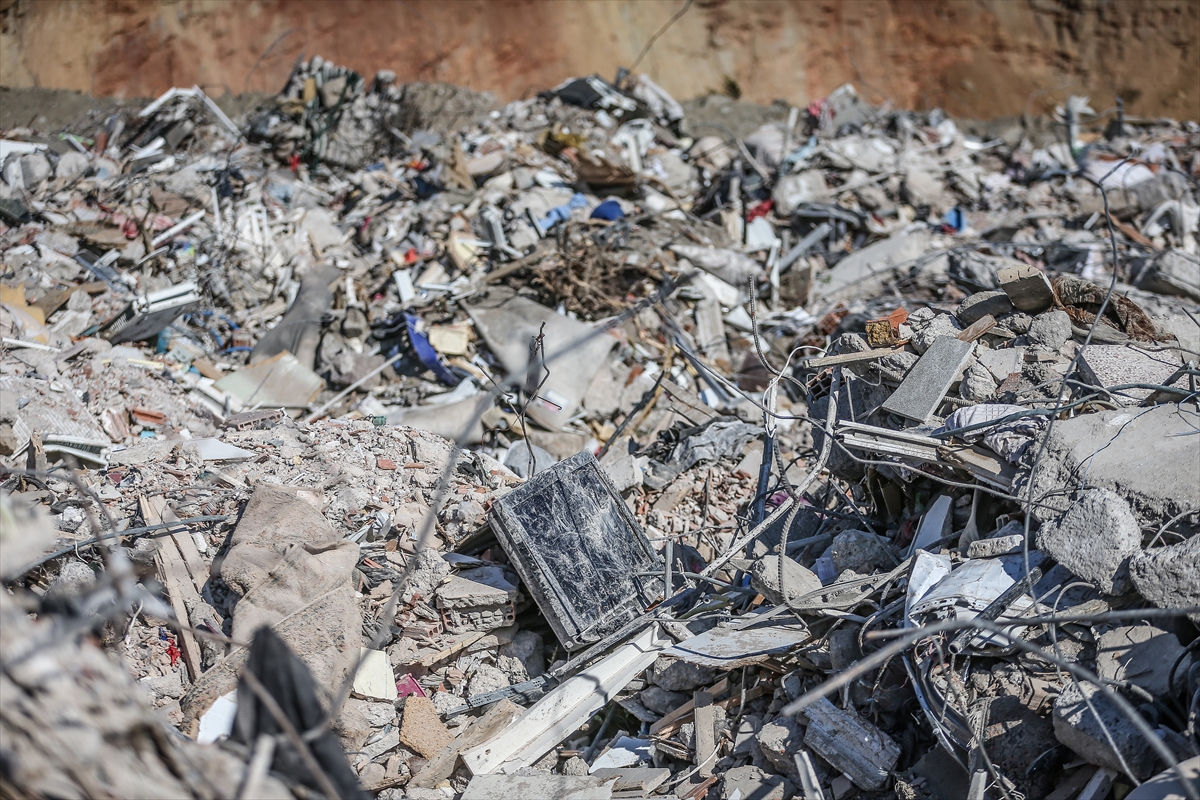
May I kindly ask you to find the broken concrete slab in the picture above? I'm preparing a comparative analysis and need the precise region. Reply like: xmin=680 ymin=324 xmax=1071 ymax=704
xmin=1078 ymin=345 xmax=1184 ymax=404
xmin=465 ymin=290 xmax=616 ymax=431
xmin=1035 ymin=489 xmax=1141 ymax=595
xmin=1018 ymin=405 xmax=1200 ymax=528
xmin=1053 ymin=681 xmax=1157 ymax=780
xmin=1096 ymin=625 xmax=1190 ymax=697
xmin=215 ymin=350 xmax=325 ymax=413
xmin=1136 ymin=249 xmax=1200 ymax=302
xmin=810 ymin=230 xmax=932 ymax=309
xmin=882 ymin=335 xmax=975 ymax=423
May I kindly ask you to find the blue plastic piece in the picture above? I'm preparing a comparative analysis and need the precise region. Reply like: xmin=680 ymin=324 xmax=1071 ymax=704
xmin=943 ymin=207 xmax=966 ymax=233
xmin=405 ymin=313 xmax=460 ymax=385
xmin=590 ymin=199 xmax=625 ymax=221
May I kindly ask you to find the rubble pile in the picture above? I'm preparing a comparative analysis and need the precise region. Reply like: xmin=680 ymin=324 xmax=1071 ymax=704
xmin=2 ymin=60 xmax=1199 ymax=800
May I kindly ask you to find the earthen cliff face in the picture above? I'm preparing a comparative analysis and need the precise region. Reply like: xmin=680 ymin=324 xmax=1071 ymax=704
xmin=1 ymin=0 xmax=1198 ymax=119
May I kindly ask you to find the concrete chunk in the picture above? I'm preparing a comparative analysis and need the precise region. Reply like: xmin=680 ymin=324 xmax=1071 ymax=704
xmin=957 ymin=290 xmax=1013 ymax=325
xmin=1018 ymin=406 xmax=1200 ymax=529
xmin=756 ymin=716 xmax=805 ymax=780
xmin=1036 ymin=489 xmax=1141 ymax=595
xmin=722 ymin=765 xmax=793 ymax=800
xmin=1130 ymin=535 xmax=1200 ymax=623
xmin=1136 ymin=249 xmax=1200 ymax=302
xmin=1026 ymin=309 xmax=1072 ymax=349
xmin=750 ymin=555 xmax=822 ymax=605
xmin=999 ymin=263 xmax=1055 ymax=313
xmin=811 ymin=230 xmax=931 ymax=308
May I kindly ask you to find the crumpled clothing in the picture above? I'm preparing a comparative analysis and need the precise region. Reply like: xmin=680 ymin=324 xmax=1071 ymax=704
xmin=935 ymin=403 xmax=1045 ymax=464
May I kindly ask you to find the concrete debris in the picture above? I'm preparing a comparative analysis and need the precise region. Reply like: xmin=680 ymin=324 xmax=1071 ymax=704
xmin=1096 ymin=624 xmax=1190 ymax=697
xmin=1035 ymin=488 xmax=1141 ymax=595
xmin=2 ymin=45 xmax=1198 ymax=800
xmin=1053 ymin=681 xmax=1157 ymax=780
xmin=1130 ymin=534 xmax=1200 ymax=623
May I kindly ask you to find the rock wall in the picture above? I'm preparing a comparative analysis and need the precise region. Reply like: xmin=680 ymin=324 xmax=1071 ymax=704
xmin=1 ymin=0 xmax=1197 ymax=119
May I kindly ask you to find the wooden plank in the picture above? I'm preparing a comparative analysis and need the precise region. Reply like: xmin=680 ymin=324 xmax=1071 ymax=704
xmin=957 ymin=314 xmax=997 ymax=342
xmin=650 ymin=677 xmax=728 ymax=736
xmin=693 ymin=690 xmax=716 ymax=779
xmin=680 ymin=774 xmax=719 ymax=800
xmin=801 ymin=347 xmax=898 ymax=369
xmin=154 ymin=544 xmax=204 ymax=681
xmin=144 ymin=496 xmax=207 ymax=590
xmin=800 ymin=696 xmax=899 ymax=791
xmin=141 ymin=495 xmax=204 ymax=681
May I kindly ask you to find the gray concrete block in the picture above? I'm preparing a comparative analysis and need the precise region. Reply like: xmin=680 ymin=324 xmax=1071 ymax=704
xmin=882 ymin=336 xmax=975 ymax=422
xmin=999 ymin=263 xmax=1055 ymax=313
xmin=756 ymin=716 xmax=805 ymax=779
xmin=1016 ymin=406 xmax=1200 ymax=529
xmin=830 ymin=529 xmax=895 ymax=574
xmin=750 ymin=555 xmax=822 ymax=605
